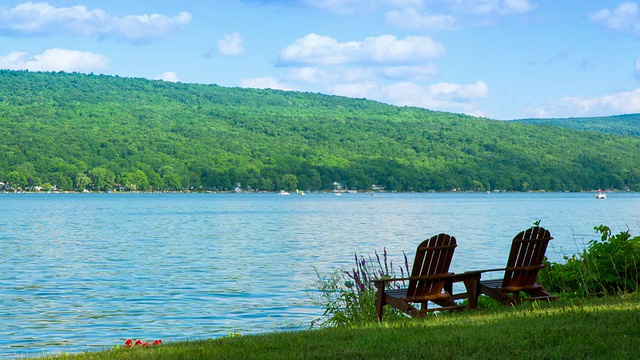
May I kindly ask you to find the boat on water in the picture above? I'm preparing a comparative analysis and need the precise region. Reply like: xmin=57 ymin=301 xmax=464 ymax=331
xmin=595 ymin=191 xmax=606 ymax=199
xmin=279 ymin=190 xmax=290 ymax=196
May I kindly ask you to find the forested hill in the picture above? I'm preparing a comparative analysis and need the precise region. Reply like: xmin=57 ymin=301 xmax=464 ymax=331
xmin=513 ymin=114 xmax=640 ymax=137
xmin=2 ymin=70 xmax=640 ymax=192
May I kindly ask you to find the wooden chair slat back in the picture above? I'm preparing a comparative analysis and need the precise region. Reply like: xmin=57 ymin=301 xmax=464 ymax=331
xmin=502 ymin=227 xmax=553 ymax=289
xmin=406 ymin=233 xmax=456 ymax=299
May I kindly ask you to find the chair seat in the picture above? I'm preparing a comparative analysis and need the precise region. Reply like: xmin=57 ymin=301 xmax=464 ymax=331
xmin=385 ymin=288 xmax=453 ymax=303
xmin=479 ymin=279 xmax=502 ymax=288
xmin=481 ymin=279 xmax=549 ymax=293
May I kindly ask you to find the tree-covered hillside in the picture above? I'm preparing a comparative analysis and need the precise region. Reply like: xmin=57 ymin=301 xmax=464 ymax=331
xmin=514 ymin=114 xmax=640 ymax=137
xmin=2 ymin=70 xmax=640 ymax=192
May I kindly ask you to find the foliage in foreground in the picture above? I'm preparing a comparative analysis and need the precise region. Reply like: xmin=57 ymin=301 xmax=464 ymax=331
xmin=310 ymin=249 xmax=410 ymax=326
xmin=37 ymin=294 xmax=640 ymax=360
xmin=540 ymin=225 xmax=640 ymax=297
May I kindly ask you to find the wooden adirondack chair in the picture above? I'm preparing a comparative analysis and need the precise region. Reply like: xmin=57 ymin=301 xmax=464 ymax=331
xmin=476 ymin=226 xmax=558 ymax=305
xmin=372 ymin=233 xmax=465 ymax=322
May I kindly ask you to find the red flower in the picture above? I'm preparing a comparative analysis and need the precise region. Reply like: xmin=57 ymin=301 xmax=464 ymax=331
xmin=122 ymin=338 xmax=162 ymax=349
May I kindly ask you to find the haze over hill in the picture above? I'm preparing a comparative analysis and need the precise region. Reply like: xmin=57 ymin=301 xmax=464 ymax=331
xmin=1 ymin=70 xmax=640 ymax=192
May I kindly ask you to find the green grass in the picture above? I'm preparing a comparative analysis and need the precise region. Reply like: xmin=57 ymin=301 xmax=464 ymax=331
xmin=33 ymin=294 xmax=640 ymax=360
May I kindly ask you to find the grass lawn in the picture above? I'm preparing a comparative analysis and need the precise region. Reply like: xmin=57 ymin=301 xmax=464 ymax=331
xmin=34 ymin=293 xmax=640 ymax=360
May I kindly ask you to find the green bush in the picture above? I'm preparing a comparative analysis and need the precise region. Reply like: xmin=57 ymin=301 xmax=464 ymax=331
xmin=310 ymin=249 xmax=410 ymax=327
xmin=540 ymin=225 xmax=640 ymax=297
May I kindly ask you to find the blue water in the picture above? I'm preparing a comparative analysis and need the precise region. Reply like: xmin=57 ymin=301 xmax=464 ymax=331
xmin=0 ymin=192 xmax=639 ymax=357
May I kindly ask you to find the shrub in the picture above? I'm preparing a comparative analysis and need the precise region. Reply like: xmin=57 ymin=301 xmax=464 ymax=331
xmin=540 ymin=225 xmax=640 ymax=297
xmin=311 ymin=249 xmax=410 ymax=327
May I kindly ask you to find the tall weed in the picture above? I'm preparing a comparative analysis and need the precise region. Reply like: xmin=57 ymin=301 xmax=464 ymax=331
xmin=310 ymin=249 xmax=410 ymax=327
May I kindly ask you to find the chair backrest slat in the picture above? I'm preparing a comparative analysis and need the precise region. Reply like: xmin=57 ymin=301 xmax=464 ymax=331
xmin=502 ymin=227 xmax=552 ymax=289
xmin=406 ymin=233 xmax=456 ymax=300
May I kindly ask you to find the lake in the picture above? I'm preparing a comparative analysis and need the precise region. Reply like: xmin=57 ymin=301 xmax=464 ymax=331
xmin=0 ymin=192 xmax=638 ymax=357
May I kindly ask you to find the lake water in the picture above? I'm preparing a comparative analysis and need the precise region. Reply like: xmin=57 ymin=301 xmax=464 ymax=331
xmin=0 ymin=192 xmax=639 ymax=357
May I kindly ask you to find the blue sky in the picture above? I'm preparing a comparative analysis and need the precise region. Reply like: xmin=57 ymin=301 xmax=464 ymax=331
xmin=1 ymin=1 xmax=639 ymax=120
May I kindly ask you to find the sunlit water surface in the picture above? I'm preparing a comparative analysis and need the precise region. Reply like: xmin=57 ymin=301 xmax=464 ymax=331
xmin=0 ymin=192 xmax=639 ymax=356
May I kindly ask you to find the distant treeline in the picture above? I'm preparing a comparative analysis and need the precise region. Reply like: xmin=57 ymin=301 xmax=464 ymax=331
xmin=2 ymin=70 xmax=640 ymax=192
xmin=514 ymin=114 xmax=640 ymax=137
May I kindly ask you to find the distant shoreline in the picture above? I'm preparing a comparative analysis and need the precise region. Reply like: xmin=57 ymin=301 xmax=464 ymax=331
xmin=0 ymin=189 xmax=634 ymax=194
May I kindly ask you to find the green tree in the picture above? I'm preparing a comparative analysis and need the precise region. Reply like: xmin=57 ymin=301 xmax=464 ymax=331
xmin=89 ymin=167 xmax=115 ymax=191
xmin=117 ymin=172 xmax=135 ymax=190
xmin=131 ymin=170 xmax=150 ymax=191
xmin=162 ymin=173 xmax=182 ymax=190
xmin=259 ymin=177 xmax=274 ymax=191
xmin=6 ymin=171 xmax=27 ymax=189
xmin=75 ymin=173 xmax=91 ymax=191
xmin=159 ymin=166 xmax=182 ymax=190
xmin=282 ymin=174 xmax=298 ymax=191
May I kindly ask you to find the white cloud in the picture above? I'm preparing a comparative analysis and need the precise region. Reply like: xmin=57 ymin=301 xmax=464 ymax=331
xmin=218 ymin=32 xmax=245 ymax=56
xmin=303 ymin=0 xmax=532 ymax=15
xmin=282 ymin=63 xmax=438 ymax=89
xmin=429 ymin=81 xmax=489 ymax=100
xmin=385 ymin=7 xmax=457 ymax=30
xmin=560 ymin=89 xmax=640 ymax=115
xmin=378 ymin=81 xmax=487 ymax=112
xmin=379 ymin=65 xmax=438 ymax=81
xmin=302 ymin=0 xmax=374 ymax=14
xmin=590 ymin=2 xmax=640 ymax=35
xmin=326 ymin=80 xmax=488 ymax=116
xmin=384 ymin=82 xmax=487 ymax=115
xmin=529 ymin=88 xmax=640 ymax=118
xmin=240 ymin=76 xmax=294 ymax=91
xmin=157 ymin=72 xmax=179 ymax=82
xmin=383 ymin=0 xmax=425 ymax=7
xmin=0 ymin=2 xmax=191 ymax=43
xmin=279 ymin=33 xmax=445 ymax=66
xmin=382 ymin=1 xmax=534 ymax=32
xmin=284 ymin=67 xmax=336 ymax=84
xmin=279 ymin=33 xmax=354 ymax=65
xmin=448 ymin=0 xmax=533 ymax=15
xmin=0 ymin=48 xmax=108 ymax=73
xmin=503 ymin=0 xmax=534 ymax=14
xmin=330 ymin=81 xmax=379 ymax=98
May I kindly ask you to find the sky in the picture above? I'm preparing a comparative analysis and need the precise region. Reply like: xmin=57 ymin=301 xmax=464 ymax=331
xmin=1 ymin=1 xmax=640 ymax=120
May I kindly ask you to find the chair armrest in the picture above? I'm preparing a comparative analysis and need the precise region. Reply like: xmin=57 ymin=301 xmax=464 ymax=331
xmin=460 ymin=268 xmax=505 ymax=276
xmin=371 ymin=273 xmax=455 ymax=286
xmin=371 ymin=276 xmax=411 ymax=285
xmin=504 ymin=264 xmax=545 ymax=271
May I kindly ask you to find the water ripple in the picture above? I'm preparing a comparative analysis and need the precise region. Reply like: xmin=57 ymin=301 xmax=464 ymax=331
xmin=0 ymin=192 xmax=639 ymax=356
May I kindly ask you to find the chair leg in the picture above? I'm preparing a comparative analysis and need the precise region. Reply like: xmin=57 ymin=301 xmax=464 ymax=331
xmin=375 ymin=287 xmax=385 ymax=322
xmin=512 ymin=291 xmax=521 ymax=304
xmin=523 ymin=286 xmax=558 ymax=301
xmin=481 ymin=286 xmax=516 ymax=306
xmin=419 ymin=302 xmax=429 ymax=312
xmin=401 ymin=298 xmax=421 ymax=318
